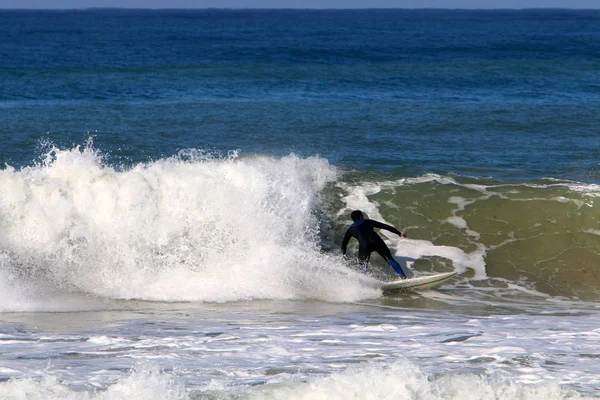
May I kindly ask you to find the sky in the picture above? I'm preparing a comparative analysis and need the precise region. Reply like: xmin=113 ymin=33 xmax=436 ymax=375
xmin=0 ymin=0 xmax=599 ymax=8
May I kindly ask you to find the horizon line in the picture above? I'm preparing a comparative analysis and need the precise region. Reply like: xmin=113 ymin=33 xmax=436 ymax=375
xmin=1 ymin=6 xmax=599 ymax=10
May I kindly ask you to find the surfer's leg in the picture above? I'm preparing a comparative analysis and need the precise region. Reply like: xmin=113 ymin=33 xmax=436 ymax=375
xmin=357 ymin=247 xmax=371 ymax=273
xmin=387 ymin=259 xmax=407 ymax=279
xmin=375 ymin=245 xmax=407 ymax=279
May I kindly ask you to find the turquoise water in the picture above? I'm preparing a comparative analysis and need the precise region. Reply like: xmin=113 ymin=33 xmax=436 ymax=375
xmin=1 ymin=9 xmax=600 ymax=399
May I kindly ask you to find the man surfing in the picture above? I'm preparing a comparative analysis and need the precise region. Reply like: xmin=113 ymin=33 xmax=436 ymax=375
xmin=341 ymin=210 xmax=409 ymax=278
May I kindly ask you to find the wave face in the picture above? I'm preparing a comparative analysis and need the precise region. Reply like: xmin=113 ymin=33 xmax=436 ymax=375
xmin=0 ymin=144 xmax=381 ymax=309
xmin=2 ymin=144 xmax=599 ymax=309
xmin=337 ymin=174 xmax=600 ymax=300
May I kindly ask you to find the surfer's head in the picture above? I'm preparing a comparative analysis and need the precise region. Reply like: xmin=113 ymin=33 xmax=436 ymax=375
xmin=350 ymin=210 xmax=364 ymax=222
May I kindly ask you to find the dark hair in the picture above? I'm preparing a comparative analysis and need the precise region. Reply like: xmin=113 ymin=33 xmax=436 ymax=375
xmin=350 ymin=210 xmax=363 ymax=222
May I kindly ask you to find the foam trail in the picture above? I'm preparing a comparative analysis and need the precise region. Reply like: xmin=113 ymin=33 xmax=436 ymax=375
xmin=0 ymin=144 xmax=380 ymax=309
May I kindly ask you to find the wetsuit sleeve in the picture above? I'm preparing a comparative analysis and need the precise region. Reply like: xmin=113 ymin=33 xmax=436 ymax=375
xmin=341 ymin=228 xmax=353 ymax=254
xmin=371 ymin=220 xmax=402 ymax=236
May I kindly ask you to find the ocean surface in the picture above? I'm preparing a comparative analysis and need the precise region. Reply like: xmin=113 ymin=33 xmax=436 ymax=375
xmin=1 ymin=8 xmax=600 ymax=399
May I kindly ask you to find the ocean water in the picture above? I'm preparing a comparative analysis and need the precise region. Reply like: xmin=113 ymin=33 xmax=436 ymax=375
xmin=1 ymin=8 xmax=600 ymax=399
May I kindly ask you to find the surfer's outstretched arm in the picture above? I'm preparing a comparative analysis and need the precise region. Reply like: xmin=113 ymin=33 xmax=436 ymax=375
xmin=371 ymin=220 xmax=407 ymax=238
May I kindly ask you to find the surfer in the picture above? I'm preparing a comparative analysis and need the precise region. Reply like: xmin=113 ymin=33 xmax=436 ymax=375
xmin=341 ymin=210 xmax=408 ymax=278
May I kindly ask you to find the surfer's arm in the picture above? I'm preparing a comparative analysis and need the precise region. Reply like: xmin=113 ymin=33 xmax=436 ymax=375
xmin=341 ymin=229 xmax=353 ymax=255
xmin=371 ymin=220 xmax=406 ymax=238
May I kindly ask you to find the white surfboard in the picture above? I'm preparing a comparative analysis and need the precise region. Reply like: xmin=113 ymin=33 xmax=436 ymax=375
xmin=380 ymin=271 xmax=457 ymax=292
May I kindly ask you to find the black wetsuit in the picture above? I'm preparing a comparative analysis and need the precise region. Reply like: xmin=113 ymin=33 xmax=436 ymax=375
xmin=341 ymin=219 xmax=402 ymax=264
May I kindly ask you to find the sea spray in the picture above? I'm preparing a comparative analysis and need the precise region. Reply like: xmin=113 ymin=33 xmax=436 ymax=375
xmin=0 ymin=144 xmax=378 ymax=307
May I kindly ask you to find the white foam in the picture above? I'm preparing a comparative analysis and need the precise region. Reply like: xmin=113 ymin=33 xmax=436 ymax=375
xmin=0 ymin=144 xmax=380 ymax=309
xmin=0 ymin=361 xmax=186 ymax=400
xmin=0 ymin=359 xmax=591 ymax=400
xmin=0 ymin=267 xmax=106 ymax=313
xmin=243 ymin=360 xmax=590 ymax=400
xmin=445 ymin=216 xmax=468 ymax=229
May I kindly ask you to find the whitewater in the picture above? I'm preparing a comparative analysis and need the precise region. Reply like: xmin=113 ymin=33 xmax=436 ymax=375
xmin=0 ymin=145 xmax=598 ymax=399
xmin=0 ymin=144 xmax=383 ymax=305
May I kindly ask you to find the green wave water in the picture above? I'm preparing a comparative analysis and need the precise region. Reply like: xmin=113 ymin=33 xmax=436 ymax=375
xmin=334 ymin=174 xmax=600 ymax=300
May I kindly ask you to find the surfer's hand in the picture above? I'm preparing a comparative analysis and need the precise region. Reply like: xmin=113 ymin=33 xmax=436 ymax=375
xmin=401 ymin=232 xmax=407 ymax=238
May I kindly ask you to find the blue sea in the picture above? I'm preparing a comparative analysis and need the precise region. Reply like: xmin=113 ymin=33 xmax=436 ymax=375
xmin=1 ymin=9 xmax=599 ymax=399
